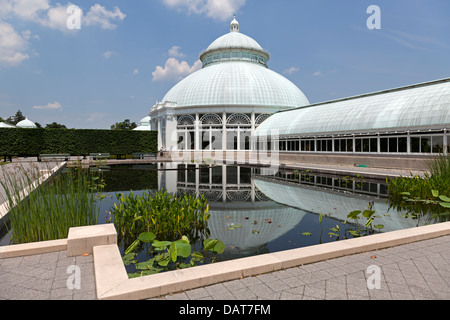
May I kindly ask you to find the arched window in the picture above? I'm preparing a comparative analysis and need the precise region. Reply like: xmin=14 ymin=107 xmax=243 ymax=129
xmin=177 ymin=115 xmax=195 ymax=127
xmin=200 ymin=114 xmax=222 ymax=126
xmin=227 ymin=113 xmax=251 ymax=125
xmin=255 ymin=114 xmax=271 ymax=126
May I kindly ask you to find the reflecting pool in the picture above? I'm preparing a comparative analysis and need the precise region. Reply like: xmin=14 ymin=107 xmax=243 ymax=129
xmin=94 ymin=163 xmax=437 ymax=264
xmin=0 ymin=162 xmax=442 ymax=266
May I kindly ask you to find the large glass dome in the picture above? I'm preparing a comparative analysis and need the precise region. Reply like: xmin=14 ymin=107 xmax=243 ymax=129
xmin=161 ymin=17 xmax=309 ymax=109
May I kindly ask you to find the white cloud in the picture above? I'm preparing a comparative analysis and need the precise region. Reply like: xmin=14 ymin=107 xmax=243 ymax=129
xmin=152 ymin=57 xmax=202 ymax=82
xmin=162 ymin=0 xmax=246 ymax=21
xmin=10 ymin=0 xmax=50 ymax=21
xmin=84 ymin=4 xmax=126 ymax=30
xmin=168 ymin=45 xmax=185 ymax=58
xmin=283 ymin=67 xmax=300 ymax=75
xmin=0 ymin=2 xmax=126 ymax=66
xmin=313 ymin=71 xmax=323 ymax=77
xmin=41 ymin=3 xmax=73 ymax=32
xmin=32 ymin=101 xmax=63 ymax=110
xmin=0 ymin=21 xmax=29 ymax=67
xmin=102 ymin=51 xmax=114 ymax=59
xmin=132 ymin=68 xmax=139 ymax=75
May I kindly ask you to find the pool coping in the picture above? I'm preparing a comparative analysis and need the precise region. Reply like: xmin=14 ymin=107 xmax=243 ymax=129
xmin=2 ymin=222 xmax=450 ymax=300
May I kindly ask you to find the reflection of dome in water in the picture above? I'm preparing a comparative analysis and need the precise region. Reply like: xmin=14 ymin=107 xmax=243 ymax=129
xmin=207 ymin=202 xmax=307 ymax=257
xmin=254 ymin=177 xmax=425 ymax=232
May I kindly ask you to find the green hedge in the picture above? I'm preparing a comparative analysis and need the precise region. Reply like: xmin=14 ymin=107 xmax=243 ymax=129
xmin=0 ymin=128 xmax=158 ymax=156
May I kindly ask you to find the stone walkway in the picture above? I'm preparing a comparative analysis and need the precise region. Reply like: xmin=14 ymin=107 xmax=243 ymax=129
xmin=2 ymin=235 xmax=450 ymax=300
xmin=160 ymin=235 xmax=450 ymax=300
xmin=0 ymin=250 xmax=95 ymax=300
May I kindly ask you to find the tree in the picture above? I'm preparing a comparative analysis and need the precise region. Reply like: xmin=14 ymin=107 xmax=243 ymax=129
xmin=46 ymin=122 xmax=67 ymax=129
xmin=111 ymin=119 xmax=137 ymax=131
xmin=6 ymin=110 xmax=25 ymax=125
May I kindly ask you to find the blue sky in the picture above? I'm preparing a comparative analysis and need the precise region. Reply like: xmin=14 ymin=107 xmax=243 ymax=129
xmin=0 ymin=0 xmax=449 ymax=129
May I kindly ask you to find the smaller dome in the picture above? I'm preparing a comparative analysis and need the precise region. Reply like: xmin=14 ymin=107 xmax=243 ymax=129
xmin=0 ymin=122 xmax=15 ymax=128
xmin=16 ymin=118 xmax=37 ymax=128
xmin=139 ymin=116 xmax=151 ymax=126
xmin=133 ymin=116 xmax=151 ymax=131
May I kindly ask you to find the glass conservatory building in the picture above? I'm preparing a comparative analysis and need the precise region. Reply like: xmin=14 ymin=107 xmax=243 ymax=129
xmin=142 ymin=17 xmax=449 ymax=159
xmin=255 ymin=78 xmax=450 ymax=156
xmin=148 ymin=18 xmax=309 ymax=152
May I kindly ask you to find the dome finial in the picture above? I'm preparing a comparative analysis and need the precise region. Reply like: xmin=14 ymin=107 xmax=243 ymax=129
xmin=230 ymin=15 xmax=239 ymax=33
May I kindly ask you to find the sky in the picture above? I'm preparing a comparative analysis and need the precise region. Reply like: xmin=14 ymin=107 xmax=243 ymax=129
xmin=0 ymin=0 xmax=449 ymax=129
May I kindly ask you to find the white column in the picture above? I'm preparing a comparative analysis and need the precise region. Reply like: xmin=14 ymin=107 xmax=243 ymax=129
xmin=195 ymin=113 xmax=200 ymax=151
xmin=222 ymin=112 xmax=227 ymax=151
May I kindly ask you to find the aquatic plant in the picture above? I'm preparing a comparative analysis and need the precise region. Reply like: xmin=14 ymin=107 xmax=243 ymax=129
xmin=387 ymin=153 xmax=450 ymax=201
xmin=0 ymin=163 xmax=103 ymax=244
xmin=122 ymin=232 xmax=225 ymax=278
xmin=109 ymin=190 xmax=211 ymax=246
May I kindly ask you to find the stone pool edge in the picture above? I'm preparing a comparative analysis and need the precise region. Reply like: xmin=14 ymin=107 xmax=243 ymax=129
xmin=2 ymin=222 xmax=450 ymax=300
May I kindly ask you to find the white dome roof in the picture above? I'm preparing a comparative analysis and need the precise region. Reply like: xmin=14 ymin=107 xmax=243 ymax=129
xmin=160 ymin=18 xmax=309 ymax=110
xmin=163 ymin=61 xmax=309 ymax=108
xmin=205 ymin=32 xmax=266 ymax=54
xmin=0 ymin=122 xmax=15 ymax=128
xmin=16 ymin=118 xmax=37 ymax=128
xmin=139 ymin=116 xmax=151 ymax=126
xmin=133 ymin=116 xmax=151 ymax=131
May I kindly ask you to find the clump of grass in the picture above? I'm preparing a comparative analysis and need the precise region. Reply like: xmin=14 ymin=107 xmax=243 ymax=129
xmin=0 ymin=163 xmax=102 ymax=244
xmin=387 ymin=153 xmax=450 ymax=201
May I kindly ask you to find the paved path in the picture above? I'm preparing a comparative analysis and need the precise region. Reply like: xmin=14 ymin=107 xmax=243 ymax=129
xmin=160 ymin=235 xmax=450 ymax=301
xmin=1 ymin=235 xmax=450 ymax=300
xmin=0 ymin=250 xmax=95 ymax=300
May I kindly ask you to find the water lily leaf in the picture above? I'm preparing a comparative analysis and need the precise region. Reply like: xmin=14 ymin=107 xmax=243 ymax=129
xmin=136 ymin=260 xmax=154 ymax=270
xmin=347 ymin=210 xmax=361 ymax=219
xmin=212 ymin=240 xmax=225 ymax=254
xmin=349 ymin=230 xmax=360 ymax=237
xmin=439 ymin=195 xmax=450 ymax=203
xmin=152 ymin=240 xmax=172 ymax=248
xmin=174 ymin=240 xmax=192 ymax=258
xmin=362 ymin=210 xmax=375 ymax=219
xmin=191 ymin=252 xmax=204 ymax=260
xmin=440 ymin=202 xmax=450 ymax=208
xmin=432 ymin=190 xmax=439 ymax=198
xmin=203 ymin=239 xmax=218 ymax=251
xmin=138 ymin=232 xmax=156 ymax=243
xmin=374 ymin=224 xmax=385 ymax=229
xmin=302 ymin=232 xmax=312 ymax=236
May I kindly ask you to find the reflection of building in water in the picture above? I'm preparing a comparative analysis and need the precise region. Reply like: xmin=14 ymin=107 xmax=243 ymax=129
xmin=156 ymin=164 xmax=436 ymax=260
xmin=253 ymin=173 xmax=434 ymax=233
xmin=158 ymin=163 xmax=307 ymax=259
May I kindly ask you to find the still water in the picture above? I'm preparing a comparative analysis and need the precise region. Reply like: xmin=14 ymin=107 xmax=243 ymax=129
xmin=94 ymin=163 xmax=431 ymax=263
xmin=0 ymin=163 xmax=436 ymax=264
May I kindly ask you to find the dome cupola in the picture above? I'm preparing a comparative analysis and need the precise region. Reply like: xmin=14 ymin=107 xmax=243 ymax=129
xmin=199 ymin=17 xmax=271 ymax=68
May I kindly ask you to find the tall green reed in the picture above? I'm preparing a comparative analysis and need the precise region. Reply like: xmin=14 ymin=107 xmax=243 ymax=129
xmin=0 ymin=163 xmax=102 ymax=244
